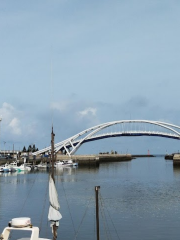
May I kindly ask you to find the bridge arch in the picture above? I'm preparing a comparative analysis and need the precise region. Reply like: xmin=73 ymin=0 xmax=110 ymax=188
xmin=33 ymin=120 xmax=180 ymax=156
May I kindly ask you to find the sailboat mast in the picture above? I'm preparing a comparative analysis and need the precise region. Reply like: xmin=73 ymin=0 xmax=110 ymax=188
xmin=95 ymin=186 xmax=100 ymax=240
xmin=51 ymin=126 xmax=55 ymax=182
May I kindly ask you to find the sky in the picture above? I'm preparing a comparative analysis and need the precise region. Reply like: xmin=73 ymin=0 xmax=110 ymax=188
xmin=1 ymin=0 xmax=180 ymax=154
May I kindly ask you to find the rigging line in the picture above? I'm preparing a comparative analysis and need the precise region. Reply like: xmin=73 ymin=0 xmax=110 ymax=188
xmin=61 ymin=181 xmax=76 ymax=235
xmin=45 ymin=213 xmax=49 ymax=239
xmin=100 ymin=195 xmax=121 ymax=240
xmin=99 ymin=194 xmax=111 ymax=240
xmin=73 ymin=194 xmax=94 ymax=240
xmin=39 ymin=174 xmax=49 ymax=234
xmin=19 ymin=172 xmax=39 ymax=215
xmin=7 ymin=172 xmax=37 ymax=240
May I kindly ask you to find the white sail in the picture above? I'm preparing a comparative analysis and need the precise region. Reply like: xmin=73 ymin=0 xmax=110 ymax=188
xmin=48 ymin=175 xmax=62 ymax=226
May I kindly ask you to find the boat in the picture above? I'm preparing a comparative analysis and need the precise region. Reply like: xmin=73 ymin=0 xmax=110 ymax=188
xmin=17 ymin=163 xmax=31 ymax=172
xmin=36 ymin=162 xmax=48 ymax=169
xmin=9 ymin=161 xmax=19 ymax=171
xmin=0 ymin=163 xmax=15 ymax=173
xmin=16 ymin=157 xmax=31 ymax=172
xmin=55 ymin=159 xmax=78 ymax=167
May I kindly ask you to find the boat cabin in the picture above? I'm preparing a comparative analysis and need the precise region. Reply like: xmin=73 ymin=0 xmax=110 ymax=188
xmin=1 ymin=218 xmax=51 ymax=240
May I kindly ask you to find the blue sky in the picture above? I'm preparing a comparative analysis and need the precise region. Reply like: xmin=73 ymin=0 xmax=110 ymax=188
xmin=1 ymin=0 xmax=180 ymax=154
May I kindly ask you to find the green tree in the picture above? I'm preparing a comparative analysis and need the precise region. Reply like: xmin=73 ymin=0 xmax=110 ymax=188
xmin=22 ymin=146 xmax=27 ymax=152
xmin=32 ymin=144 xmax=36 ymax=152
xmin=27 ymin=145 xmax=32 ymax=152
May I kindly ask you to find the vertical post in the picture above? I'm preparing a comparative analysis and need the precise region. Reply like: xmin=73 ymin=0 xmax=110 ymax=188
xmin=95 ymin=186 xmax=100 ymax=240
xmin=51 ymin=126 xmax=55 ymax=182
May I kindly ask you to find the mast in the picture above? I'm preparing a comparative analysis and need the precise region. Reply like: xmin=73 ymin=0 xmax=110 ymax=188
xmin=48 ymin=50 xmax=61 ymax=240
xmin=95 ymin=186 xmax=100 ymax=240
xmin=51 ymin=126 xmax=55 ymax=182
xmin=50 ymin=126 xmax=57 ymax=240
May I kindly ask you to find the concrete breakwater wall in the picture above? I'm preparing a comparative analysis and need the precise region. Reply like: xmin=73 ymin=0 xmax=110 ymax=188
xmin=173 ymin=154 xmax=180 ymax=165
xmin=71 ymin=154 xmax=132 ymax=166
xmin=0 ymin=154 xmax=132 ymax=166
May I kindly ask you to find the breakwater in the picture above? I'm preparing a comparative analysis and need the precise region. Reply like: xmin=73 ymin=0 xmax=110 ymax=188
xmin=56 ymin=154 xmax=132 ymax=166
xmin=0 ymin=154 xmax=132 ymax=166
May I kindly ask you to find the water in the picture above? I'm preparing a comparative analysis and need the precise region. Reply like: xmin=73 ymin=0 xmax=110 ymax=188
xmin=1 ymin=157 xmax=180 ymax=239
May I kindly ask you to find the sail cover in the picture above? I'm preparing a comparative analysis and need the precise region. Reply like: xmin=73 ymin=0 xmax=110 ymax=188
xmin=48 ymin=175 xmax=62 ymax=227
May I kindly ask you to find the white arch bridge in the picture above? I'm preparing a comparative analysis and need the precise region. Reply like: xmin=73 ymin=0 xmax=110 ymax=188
xmin=33 ymin=120 xmax=180 ymax=157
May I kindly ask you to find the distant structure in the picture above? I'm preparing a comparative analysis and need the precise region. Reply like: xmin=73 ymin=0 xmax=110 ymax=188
xmin=33 ymin=120 xmax=180 ymax=157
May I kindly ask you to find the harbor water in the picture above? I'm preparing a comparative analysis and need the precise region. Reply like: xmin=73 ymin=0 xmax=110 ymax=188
xmin=1 ymin=156 xmax=180 ymax=240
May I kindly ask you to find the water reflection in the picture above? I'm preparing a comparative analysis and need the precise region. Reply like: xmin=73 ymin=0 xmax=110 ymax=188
xmin=173 ymin=164 xmax=180 ymax=178
xmin=0 ymin=171 xmax=29 ymax=177
xmin=1 ymin=157 xmax=180 ymax=240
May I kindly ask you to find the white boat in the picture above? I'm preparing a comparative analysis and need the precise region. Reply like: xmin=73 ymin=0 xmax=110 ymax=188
xmin=0 ymin=163 xmax=15 ymax=172
xmin=37 ymin=162 xmax=48 ymax=169
xmin=16 ymin=157 xmax=31 ymax=172
xmin=55 ymin=159 xmax=78 ymax=167
xmin=7 ymin=161 xmax=19 ymax=172
xmin=17 ymin=163 xmax=31 ymax=172
xmin=54 ymin=161 xmax=64 ymax=167
xmin=1 ymin=217 xmax=51 ymax=240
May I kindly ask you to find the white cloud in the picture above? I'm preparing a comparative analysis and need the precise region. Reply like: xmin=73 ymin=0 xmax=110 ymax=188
xmin=9 ymin=118 xmax=21 ymax=135
xmin=51 ymin=101 xmax=69 ymax=112
xmin=0 ymin=102 xmax=22 ymax=137
xmin=0 ymin=102 xmax=21 ymax=123
xmin=78 ymin=107 xmax=97 ymax=117
xmin=0 ymin=102 xmax=15 ymax=120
